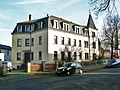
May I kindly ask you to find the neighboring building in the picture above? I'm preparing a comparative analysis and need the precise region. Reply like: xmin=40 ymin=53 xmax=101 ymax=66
xmin=11 ymin=14 xmax=100 ymax=70
xmin=0 ymin=44 xmax=12 ymax=61
xmin=101 ymin=50 xmax=111 ymax=59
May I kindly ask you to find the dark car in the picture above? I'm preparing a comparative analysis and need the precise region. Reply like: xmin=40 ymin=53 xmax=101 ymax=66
xmin=106 ymin=59 xmax=120 ymax=68
xmin=56 ymin=62 xmax=83 ymax=76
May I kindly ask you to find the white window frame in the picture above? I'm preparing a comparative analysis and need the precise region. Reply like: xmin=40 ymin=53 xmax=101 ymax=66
xmin=40 ymin=21 xmax=44 ymax=29
xmin=75 ymin=26 xmax=80 ymax=34
xmin=25 ymin=25 xmax=30 ymax=32
xmin=17 ymin=26 xmax=22 ymax=32
xmin=53 ymin=20 xmax=59 ymax=29
xmin=62 ymin=22 xmax=69 ymax=31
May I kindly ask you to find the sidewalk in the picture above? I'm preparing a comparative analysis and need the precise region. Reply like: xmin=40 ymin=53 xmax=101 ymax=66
xmin=0 ymin=71 xmax=41 ymax=83
xmin=0 ymin=64 xmax=105 ymax=83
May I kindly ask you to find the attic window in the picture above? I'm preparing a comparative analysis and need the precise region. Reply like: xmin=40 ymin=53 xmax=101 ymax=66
xmin=26 ymin=25 xmax=30 ymax=32
xmin=17 ymin=26 xmax=22 ymax=32
xmin=62 ymin=22 xmax=69 ymax=31
xmin=40 ymin=21 xmax=44 ymax=29
xmin=75 ymin=26 xmax=80 ymax=34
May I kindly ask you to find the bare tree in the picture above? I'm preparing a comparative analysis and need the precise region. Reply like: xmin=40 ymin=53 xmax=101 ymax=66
xmin=58 ymin=44 xmax=82 ymax=65
xmin=89 ymin=0 xmax=117 ymax=17
xmin=101 ymin=15 xmax=120 ymax=59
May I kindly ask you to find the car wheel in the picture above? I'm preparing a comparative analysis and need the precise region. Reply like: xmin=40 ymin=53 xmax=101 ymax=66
xmin=79 ymin=69 xmax=83 ymax=74
xmin=66 ymin=71 xmax=70 ymax=76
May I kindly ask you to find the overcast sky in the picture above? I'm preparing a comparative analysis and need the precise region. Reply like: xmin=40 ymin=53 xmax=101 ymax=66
xmin=0 ymin=0 xmax=104 ymax=46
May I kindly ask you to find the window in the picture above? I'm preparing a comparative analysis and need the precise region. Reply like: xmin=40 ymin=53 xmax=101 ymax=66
xmin=54 ymin=35 xmax=58 ymax=44
xmin=93 ymin=53 xmax=96 ymax=60
xmin=66 ymin=24 xmax=69 ymax=31
xmin=93 ymin=42 xmax=96 ymax=48
xmin=74 ymin=39 xmax=76 ymax=46
xmin=76 ymin=27 xmax=80 ymax=33
xmin=31 ymin=38 xmax=34 ymax=46
xmin=64 ymin=24 xmax=66 ymax=30
xmin=17 ymin=39 xmax=22 ymax=47
xmin=32 ymin=24 xmax=35 ymax=31
xmin=54 ymin=51 xmax=58 ymax=60
xmin=53 ymin=20 xmax=59 ymax=29
xmin=35 ymin=23 xmax=38 ymax=30
xmin=7 ymin=51 xmax=9 ymax=56
xmin=68 ymin=52 xmax=72 ymax=61
xmin=68 ymin=38 xmax=71 ymax=46
xmin=74 ymin=52 xmax=77 ymax=60
xmin=39 ymin=36 xmax=42 ymax=45
xmin=75 ymin=26 xmax=80 ymax=33
xmin=63 ymin=23 xmax=69 ymax=31
xmin=26 ymin=25 xmax=30 ymax=32
xmin=17 ymin=26 xmax=22 ymax=32
xmin=79 ymin=52 xmax=82 ymax=59
xmin=61 ymin=52 xmax=65 ymax=60
xmin=22 ymin=26 xmax=25 ymax=32
xmin=61 ymin=37 xmax=64 ymax=45
xmin=40 ymin=21 xmax=44 ymax=29
xmin=17 ymin=52 xmax=21 ymax=61
xmin=39 ymin=51 xmax=42 ymax=60
xmin=79 ymin=40 xmax=81 ymax=47
xmin=25 ymin=39 xmax=30 ymax=46
xmin=92 ymin=32 xmax=95 ymax=37
xmin=85 ymin=53 xmax=89 ymax=60
xmin=84 ymin=41 xmax=88 ymax=48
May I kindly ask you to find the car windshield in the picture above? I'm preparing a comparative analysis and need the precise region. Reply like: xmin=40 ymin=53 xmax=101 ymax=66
xmin=107 ymin=59 xmax=116 ymax=63
xmin=64 ymin=63 xmax=71 ymax=68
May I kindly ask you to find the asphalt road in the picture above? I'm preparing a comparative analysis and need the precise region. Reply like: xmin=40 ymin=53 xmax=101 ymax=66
xmin=0 ymin=68 xmax=120 ymax=90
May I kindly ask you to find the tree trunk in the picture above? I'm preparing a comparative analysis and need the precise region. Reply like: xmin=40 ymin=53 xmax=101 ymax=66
xmin=111 ymin=38 xmax=114 ymax=59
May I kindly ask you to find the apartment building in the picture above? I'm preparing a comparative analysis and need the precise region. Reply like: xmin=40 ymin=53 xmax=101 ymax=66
xmin=11 ymin=14 xmax=100 ymax=69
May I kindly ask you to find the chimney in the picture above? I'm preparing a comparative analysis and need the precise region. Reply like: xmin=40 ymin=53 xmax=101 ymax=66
xmin=29 ymin=14 xmax=31 ymax=21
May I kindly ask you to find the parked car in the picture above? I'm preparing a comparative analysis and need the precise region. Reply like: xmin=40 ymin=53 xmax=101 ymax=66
xmin=106 ymin=58 xmax=120 ymax=68
xmin=6 ymin=61 xmax=12 ymax=72
xmin=0 ymin=61 xmax=12 ymax=72
xmin=56 ymin=62 xmax=83 ymax=76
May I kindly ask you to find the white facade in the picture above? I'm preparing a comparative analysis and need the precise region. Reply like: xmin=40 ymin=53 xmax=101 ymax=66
xmin=12 ymin=15 xmax=100 ymax=68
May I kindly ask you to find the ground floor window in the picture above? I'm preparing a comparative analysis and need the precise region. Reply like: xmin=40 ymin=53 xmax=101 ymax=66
xmin=61 ymin=52 xmax=65 ymax=60
xmin=54 ymin=51 xmax=58 ymax=60
xmin=93 ymin=53 xmax=96 ymax=60
xmin=74 ymin=52 xmax=77 ymax=60
xmin=79 ymin=52 xmax=82 ymax=60
xmin=68 ymin=52 xmax=71 ymax=61
xmin=39 ymin=51 xmax=42 ymax=60
xmin=85 ymin=53 xmax=89 ymax=60
xmin=17 ymin=52 xmax=21 ymax=61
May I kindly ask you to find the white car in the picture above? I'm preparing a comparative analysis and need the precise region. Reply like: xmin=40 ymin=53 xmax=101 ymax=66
xmin=6 ymin=61 xmax=12 ymax=72
xmin=106 ymin=59 xmax=120 ymax=68
xmin=0 ymin=61 xmax=12 ymax=72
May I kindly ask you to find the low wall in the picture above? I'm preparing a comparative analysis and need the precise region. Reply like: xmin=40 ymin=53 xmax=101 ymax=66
xmin=29 ymin=63 xmax=55 ymax=72
xmin=46 ymin=64 xmax=55 ymax=70
xmin=31 ymin=64 xmax=42 ymax=71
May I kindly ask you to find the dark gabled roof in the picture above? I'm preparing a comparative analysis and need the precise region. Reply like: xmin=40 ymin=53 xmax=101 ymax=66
xmin=0 ymin=44 xmax=11 ymax=50
xmin=18 ymin=19 xmax=39 ymax=24
xmin=50 ymin=15 xmax=86 ymax=27
xmin=18 ymin=17 xmax=48 ymax=24
xmin=87 ymin=14 xmax=97 ymax=29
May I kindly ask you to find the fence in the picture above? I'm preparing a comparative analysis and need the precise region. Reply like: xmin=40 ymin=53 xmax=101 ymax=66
xmin=81 ymin=59 xmax=106 ymax=66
